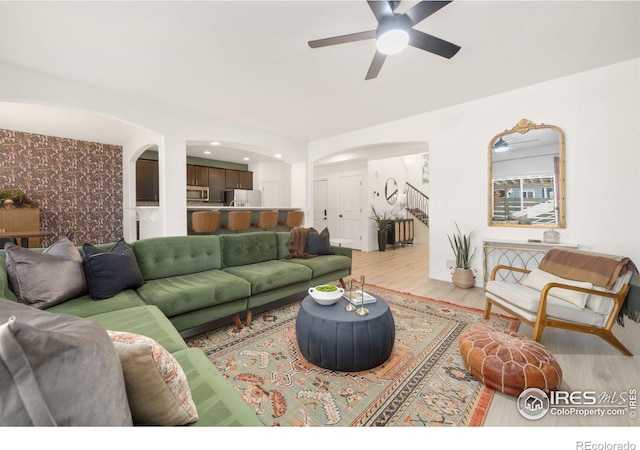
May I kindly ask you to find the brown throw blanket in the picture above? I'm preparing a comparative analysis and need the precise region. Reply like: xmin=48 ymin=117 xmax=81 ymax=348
xmin=285 ymin=227 xmax=316 ymax=259
xmin=539 ymin=248 xmax=637 ymax=290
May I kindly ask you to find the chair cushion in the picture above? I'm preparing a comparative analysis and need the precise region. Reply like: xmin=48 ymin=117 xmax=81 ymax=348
xmin=586 ymin=271 xmax=632 ymax=315
xmin=486 ymin=280 xmax=606 ymax=327
xmin=523 ymin=268 xmax=593 ymax=308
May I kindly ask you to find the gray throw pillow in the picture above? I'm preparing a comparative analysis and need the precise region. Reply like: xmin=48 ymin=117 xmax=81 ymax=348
xmin=306 ymin=227 xmax=334 ymax=255
xmin=5 ymin=236 xmax=88 ymax=309
xmin=0 ymin=298 xmax=133 ymax=426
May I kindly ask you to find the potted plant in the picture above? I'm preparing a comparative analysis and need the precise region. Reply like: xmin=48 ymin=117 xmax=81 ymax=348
xmin=447 ymin=222 xmax=476 ymax=288
xmin=0 ymin=188 xmax=36 ymax=208
xmin=370 ymin=206 xmax=393 ymax=252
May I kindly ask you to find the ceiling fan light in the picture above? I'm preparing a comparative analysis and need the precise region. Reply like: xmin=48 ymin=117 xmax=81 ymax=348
xmin=376 ymin=29 xmax=409 ymax=55
xmin=493 ymin=137 xmax=509 ymax=152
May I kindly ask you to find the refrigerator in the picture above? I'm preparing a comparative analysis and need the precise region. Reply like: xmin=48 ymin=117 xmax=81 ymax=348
xmin=224 ymin=189 xmax=262 ymax=207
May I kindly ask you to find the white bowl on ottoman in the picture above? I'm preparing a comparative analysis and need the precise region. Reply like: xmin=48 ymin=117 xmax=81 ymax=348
xmin=308 ymin=285 xmax=344 ymax=306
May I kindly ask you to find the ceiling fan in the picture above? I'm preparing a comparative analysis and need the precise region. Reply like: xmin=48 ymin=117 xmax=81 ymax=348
xmin=308 ymin=0 xmax=461 ymax=80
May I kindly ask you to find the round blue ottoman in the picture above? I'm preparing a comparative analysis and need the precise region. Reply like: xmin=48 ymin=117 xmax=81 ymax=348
xmin=295 ymin=295 xmax=395 ymax=372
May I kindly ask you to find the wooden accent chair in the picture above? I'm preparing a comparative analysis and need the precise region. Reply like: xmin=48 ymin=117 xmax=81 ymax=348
xmin=484 ymin=248 xmax=635 ymax=356
xmin=224 ymin=210 xmax=252 ymax=233
xmin=191 ymin=211 xmax=221 ymax=234
xmin=279 ymin=210 xmax=304 ymax=229
xmin=252 ymin=210 xmax=279 ymax=231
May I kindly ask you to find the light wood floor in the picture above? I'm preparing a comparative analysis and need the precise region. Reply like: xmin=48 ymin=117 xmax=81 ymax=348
xmin=350 ymin=244 xmax=640 ymax=427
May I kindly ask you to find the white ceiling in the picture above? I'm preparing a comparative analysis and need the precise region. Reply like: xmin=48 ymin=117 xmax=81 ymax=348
xmin=1 ymin=1 xmax=639 ymax=162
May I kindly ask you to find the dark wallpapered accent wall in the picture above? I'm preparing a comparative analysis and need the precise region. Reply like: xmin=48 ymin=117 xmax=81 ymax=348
xmin=0 ymin=129 xmax=124 ymax=247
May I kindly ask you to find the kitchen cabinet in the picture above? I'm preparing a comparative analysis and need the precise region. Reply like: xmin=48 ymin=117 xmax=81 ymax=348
xmin=187 ymin=164 xmax=208 ymax=186
xmin=225 ymin=169 xmax=253 ymax=190
xmin=207 ymin=167 xmax=226 ymax=202
xmin=136 ymin=159 xmax=159 ymax=202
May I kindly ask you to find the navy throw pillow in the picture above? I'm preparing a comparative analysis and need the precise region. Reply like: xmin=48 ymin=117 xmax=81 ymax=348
xmin=82 ymin=239 xmax=145 ymax=300
xmin=306 ymin=227 xmax=334 ymax=255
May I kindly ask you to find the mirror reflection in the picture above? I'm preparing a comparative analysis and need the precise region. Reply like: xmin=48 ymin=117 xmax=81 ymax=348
xmin=489 ymin=119 xmax=565 ymax=228
xmin=385 ymin=177 xmax=398 ymax=205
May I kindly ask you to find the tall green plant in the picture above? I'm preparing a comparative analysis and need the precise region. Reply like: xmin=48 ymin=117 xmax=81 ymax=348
xmin=369 ymin=206 xmax=393 ymax=232
xmin=448 ymin=222 xmax=475 ymax=269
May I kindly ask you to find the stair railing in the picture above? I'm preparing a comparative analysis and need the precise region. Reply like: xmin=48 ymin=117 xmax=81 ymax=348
xmin=405 ymin=182 xmax=429 ymax=227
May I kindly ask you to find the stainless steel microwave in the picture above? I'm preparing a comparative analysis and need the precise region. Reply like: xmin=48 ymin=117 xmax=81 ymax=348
xmin=187 ymin=185 xmax=209 ymax=201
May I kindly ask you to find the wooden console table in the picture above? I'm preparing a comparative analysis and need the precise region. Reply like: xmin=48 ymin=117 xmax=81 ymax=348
xmin=483 ymin=239 xmax=578 ymax=285
xmin=387 ymin=219 xmax=414 ymax=249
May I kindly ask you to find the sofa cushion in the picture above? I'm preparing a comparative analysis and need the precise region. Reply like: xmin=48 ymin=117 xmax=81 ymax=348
xmin=486 ymin=280 xmax=606 ymax=327
xmin=523 ymin=268 xmax=593 ymax=308
xmin=108 ymin=330 xmax=199 ymax=426
xmin=306 ymin=227 xmax=334 ymax=255
xmin=136 ymin=270 xmax=251 ymax=318
xmin=284 ymin=254 xmax=351 ymax=278
xmin=4 ymin=237 xmax=87 ymax=308
xmin=172 ymin=348 xmax=263 ymax=427
xmin=0 ymin=298 xmax=132 ymax=426
xmin=44 ymin=289 xmax=146 ymax=318
xmin=89 ymin=305 xmax=188 ymax=354
xmin=220 ymin=232 xmax=278 ymax=268
xmin=132 ymin=236 xmax=223 ymax=280
xmin=223 ymin=260 xmax=312 ymax=294
xmin=82 ymin=239 xmax=145 ymax=300
xmin=276 ymin=232 xmax=292 ymax=259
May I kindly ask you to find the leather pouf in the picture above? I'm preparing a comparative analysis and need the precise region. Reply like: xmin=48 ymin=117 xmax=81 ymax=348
xmin=459 ymin=324 xmax=562 ymax=397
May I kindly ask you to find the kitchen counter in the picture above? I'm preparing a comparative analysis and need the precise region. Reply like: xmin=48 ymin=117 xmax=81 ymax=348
xmin=186 ymin=206 xmax=303 ymax=234
xmin=187 ymin=205 xmax=301 ymax=211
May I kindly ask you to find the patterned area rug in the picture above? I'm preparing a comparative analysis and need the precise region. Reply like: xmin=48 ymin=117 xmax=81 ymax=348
xmin=186 ymin=284 xmax=518 ymax=427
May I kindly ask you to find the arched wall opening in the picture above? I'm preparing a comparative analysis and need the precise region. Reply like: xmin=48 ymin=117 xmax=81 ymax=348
xmin=310 ymin=141 xmax=430 ymax=252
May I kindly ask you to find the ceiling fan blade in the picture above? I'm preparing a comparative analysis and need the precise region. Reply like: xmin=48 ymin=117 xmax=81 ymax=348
xmin=308 ymin=30 xmax=376 ymax=48
xmin=408 ymin=29 xmax=461 ymax=59
xmin=365 ymin=51 xmax=387 ymax=80
xmin=404 ymin=1 xmax=453 ymax=26
xmin=367 ymin=0 xmax=394 ymax=22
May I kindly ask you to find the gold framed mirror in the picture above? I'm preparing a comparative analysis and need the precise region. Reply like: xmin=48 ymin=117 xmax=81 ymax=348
xmin=488 ymin=119 xmax=565 ymax=228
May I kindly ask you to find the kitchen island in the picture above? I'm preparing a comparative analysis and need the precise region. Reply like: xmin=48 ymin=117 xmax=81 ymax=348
xmin=187 ymin=205 xmax=303 ymax=234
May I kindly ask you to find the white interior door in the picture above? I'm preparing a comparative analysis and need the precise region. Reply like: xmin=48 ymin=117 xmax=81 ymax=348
xmin=313 ymin=179 xmax=328 ymax=231
xmin=338 ymin=174 xmax=362 ymax=250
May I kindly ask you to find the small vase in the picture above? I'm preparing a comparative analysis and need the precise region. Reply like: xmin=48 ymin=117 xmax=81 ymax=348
xmin=543 ymin=229 xmax=560 ymax=244
xmin=452 ymin=268 xmax=475 ymax=289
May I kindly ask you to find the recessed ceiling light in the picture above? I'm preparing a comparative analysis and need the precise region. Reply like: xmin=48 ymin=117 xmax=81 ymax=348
xmin=210 ymin=141 xmax=221 ymax=146
xmin=243 ymin=157 xmax=250 ymax=161
xmin=274 ymin=153 xmax=282 ymax=159
xmin=204 ymin=150 xmax=211 ymax=155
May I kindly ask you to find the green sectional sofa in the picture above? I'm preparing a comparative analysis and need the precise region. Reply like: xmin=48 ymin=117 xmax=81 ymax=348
xmin=0 ymin=231 xmax=352 ymax=426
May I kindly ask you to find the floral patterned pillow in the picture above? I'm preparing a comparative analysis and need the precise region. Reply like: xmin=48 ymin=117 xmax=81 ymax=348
xmin=107 ymin=330 xmax=198 ymax=425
